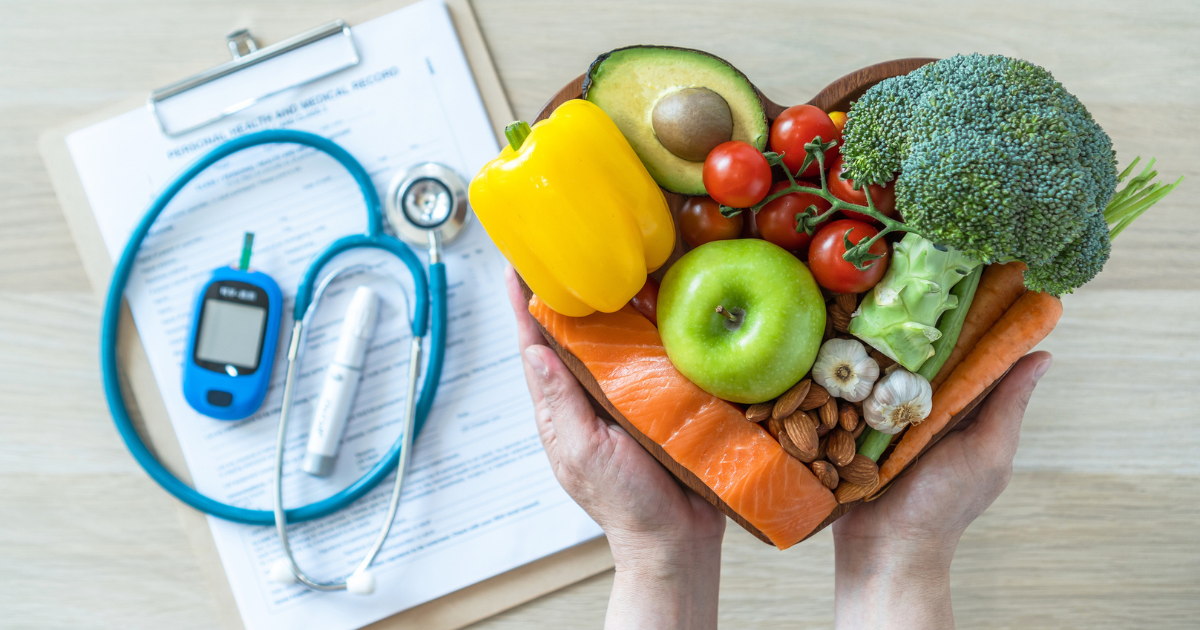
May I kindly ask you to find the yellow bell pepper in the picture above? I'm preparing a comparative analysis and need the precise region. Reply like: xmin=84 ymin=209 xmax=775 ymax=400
xmin=469 ymin=99 xmax=675 ymax=317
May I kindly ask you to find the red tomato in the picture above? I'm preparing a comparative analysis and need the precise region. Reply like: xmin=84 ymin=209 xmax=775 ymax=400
xmin=754 ymin=181 xmax=831 ymax=253
xmin=769 ymin=105 xmax=839 ymax=178
xmin=629 ymin=277 xmax=660 ymax=325
xmin=702 ymin=141 xmax=772 ymax=208
xmin=828 ymin=155 xmax=898 ymax=223
xmin=808 ymin=219 xmax=890 ymax=293
xmin=679 ymin=196 xmax=744 ymax=248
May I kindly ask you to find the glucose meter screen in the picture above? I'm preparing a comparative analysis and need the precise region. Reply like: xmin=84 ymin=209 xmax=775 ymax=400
xmin=195 ymin=299 xmax=268 ymax=369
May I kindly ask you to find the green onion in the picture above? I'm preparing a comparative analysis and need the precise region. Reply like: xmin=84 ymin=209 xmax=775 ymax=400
xmin=917 ymin=264 xmax=983 ymax=381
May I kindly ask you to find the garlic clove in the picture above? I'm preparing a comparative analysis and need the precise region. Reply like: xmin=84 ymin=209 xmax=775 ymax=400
xmin=863 ymin=368 xmax=933 ymax=434
xmin=812 ymin=338 xmax=880 ymax=403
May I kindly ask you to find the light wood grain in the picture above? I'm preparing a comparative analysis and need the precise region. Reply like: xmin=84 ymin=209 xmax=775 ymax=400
xmin=3 ymin=0 xmax=1199 ymax=628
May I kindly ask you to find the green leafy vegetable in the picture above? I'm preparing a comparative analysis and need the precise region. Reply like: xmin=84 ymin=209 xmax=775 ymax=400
xmin=839 ymin=54 xmax=1151 ymax=295
xmin=848 ymin=234 xmax=981 ymax=372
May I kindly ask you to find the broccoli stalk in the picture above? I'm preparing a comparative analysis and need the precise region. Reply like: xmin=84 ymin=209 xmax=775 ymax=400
xmin=848 ymin=234 xmax=982 ymax=371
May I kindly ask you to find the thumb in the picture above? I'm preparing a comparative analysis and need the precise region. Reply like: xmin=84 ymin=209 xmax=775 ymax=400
xmin=524 ymin=345 xmax=606 ymax=455
xmin=962 ymin=351 xmax=1052 ymax=466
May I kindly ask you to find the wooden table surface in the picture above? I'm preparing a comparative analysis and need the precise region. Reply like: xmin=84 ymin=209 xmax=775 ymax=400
xmin=2 ymin=0 xmax=1197 ymax=627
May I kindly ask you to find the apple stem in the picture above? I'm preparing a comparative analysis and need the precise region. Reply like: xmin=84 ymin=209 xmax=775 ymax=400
xmin=715 ymin=305 xmax=737 ymax=323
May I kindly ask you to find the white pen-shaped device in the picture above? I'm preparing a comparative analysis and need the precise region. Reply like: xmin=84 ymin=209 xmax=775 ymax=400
xmin=303 ymin=286 xmax=380 ymax=477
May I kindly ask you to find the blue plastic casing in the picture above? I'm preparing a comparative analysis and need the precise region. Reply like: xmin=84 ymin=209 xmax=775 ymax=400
xmin=182 ymin=266 xmax=283 ymax=420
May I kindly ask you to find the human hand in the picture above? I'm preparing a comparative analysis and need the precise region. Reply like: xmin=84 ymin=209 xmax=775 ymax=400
xmin=833 ymin=351 xmax=1052 ymax=629
xmin=504 ymin=266 xmax=724 ymax=630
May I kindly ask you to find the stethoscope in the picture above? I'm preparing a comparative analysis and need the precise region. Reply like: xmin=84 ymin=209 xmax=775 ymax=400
xmin=100 ymin=129 xmax=470 ymax=595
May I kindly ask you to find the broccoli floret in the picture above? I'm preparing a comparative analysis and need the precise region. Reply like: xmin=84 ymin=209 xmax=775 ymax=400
xmin=840 ymin=54 xmax=1118 ymax=292
xmin=1023 ymin=208 xmax=1111 ymax=295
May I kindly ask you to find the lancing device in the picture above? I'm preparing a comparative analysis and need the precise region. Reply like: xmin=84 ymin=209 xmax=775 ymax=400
xmin=303 ymin=285 xmax=381 ymax=477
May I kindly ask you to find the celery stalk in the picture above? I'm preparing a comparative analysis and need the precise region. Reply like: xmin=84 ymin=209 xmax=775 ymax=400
xmin=917 ymin=264 xmax=983 ymax=381
xmin=856 ymin=263 xmax=982 ymax=463
xmin=858 ymin=429 xmax=893 ymax=462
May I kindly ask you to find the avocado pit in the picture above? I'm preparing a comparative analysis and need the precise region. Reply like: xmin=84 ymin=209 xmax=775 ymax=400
xmin=652 ymin=87 xmax=734 ymax=162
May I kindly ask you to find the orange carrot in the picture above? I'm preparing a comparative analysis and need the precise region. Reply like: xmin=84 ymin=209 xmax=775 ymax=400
xmin=874 ymin=290 xmax=1062 ymax=492
xmin=930 ymin=261 xmax=1028 ymax=390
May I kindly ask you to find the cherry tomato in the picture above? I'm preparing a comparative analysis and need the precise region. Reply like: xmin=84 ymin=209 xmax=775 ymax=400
xmin=754 ymin=181 xmax=831 ymax=254
xmin=828 ymin=154 xmax=898 ymax=223
xmin=769 ymin=105 xmax=839 ymax=178
xmin=679 ymin=195 xmax=744 ymax=248
xmin=808 ymin=219 xmax=890 ymax=293
xmin=629 ymin=277 xmax=660 ymax=325
xmin=702 ymin=141 xmax=772 ymax=208
xmin=828 ymin=111 xmax=848 ymax=135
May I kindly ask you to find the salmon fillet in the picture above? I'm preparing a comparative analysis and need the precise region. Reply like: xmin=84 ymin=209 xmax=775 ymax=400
xmin=531 ymin=297 xmax=837 ymax=549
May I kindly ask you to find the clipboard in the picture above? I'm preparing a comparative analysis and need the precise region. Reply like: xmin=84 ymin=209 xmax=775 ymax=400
xmin=37 ymin=1 xmax=614 ymax=628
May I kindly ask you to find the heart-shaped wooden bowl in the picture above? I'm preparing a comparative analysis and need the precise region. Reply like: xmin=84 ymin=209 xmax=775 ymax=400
xmin=519 ymin=57 xmax=1006 ymax=545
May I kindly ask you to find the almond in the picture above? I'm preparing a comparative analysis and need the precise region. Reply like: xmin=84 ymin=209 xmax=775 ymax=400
xmin=819 ymin=396 xmax=839 ymax=431
xmin=827 ymin=428 xmax=856 ymax=467
xmin=869 ymin=349 xmax=896 ymax=371
xmin=835 ymin=479 xmax=877 ymax=504
xmin=838 ymin=401 xmax=859 ymax=432
xmin=834 ymin=292 xmax=857 ymax=314
xmin=772 ymin=379 xmax=811 ymax=420
xmin=835 ymin=454 xmax=879 ymax=486
xmin=816 ymin=434 xmax=828 ymax=460
xmin=852 ymin=419 xmax=866 ymax=439
xmin=783 ymin=410 xmax=819 ymax=459
xmin=778 ymin=423 xmax=818 ymax=462
xmin=766 ymin=416 xmax=783 ymax=440
xmin=811 ymin=460 xmax=839 ymax=490
xmin=745 ymin=402 xmax=773 ymax=423
xmin=816 ymin=420 xmax=832 ymax=437
xmin=799 ymin=382 xmax=830 ymax=411
xmin=829 ymin=303 xmax=851 ymax=333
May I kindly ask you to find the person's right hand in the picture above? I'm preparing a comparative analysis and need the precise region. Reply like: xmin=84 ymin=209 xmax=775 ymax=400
xmin=505 ymin=266 xmax=724 ymax=630
xmin=832 ymin=351 xmax=1052 ymax=629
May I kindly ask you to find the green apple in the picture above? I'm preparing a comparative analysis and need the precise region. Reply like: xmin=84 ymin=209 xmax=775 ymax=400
xmin=658 ymin=239 xmax=825 ymax=404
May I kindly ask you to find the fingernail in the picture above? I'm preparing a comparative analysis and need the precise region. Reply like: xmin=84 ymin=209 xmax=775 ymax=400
xmin=1032 ymin=357 xmax=1052 ymax=382
xmin=524 ymin=347 xmax=549 ymax=380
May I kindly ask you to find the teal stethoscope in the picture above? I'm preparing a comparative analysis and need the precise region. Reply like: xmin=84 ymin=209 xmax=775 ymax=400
xmin=101 ymin=129 xmax=470 ymax=594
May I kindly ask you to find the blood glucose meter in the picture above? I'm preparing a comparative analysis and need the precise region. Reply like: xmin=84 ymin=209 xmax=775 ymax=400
xmin=183 ymin=234 xmax=282 ymax=420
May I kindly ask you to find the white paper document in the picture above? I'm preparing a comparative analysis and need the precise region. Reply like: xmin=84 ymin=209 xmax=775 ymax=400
xmin=64 ymin=2 xmax=602 ymax=629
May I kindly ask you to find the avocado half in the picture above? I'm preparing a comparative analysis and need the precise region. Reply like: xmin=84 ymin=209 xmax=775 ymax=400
xmin=583 ymin=46 xmax=769 ymax=196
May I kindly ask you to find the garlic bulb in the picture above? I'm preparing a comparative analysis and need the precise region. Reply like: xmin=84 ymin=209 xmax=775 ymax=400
xmin=811 ymin=338 xmax=879 ymax=402
xmin=864 ymin=369 xmax=933 ymax=434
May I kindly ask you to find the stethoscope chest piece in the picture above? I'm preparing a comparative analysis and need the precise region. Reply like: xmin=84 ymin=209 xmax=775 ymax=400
xmin=385 ymin=162 xmax=471 ymax=253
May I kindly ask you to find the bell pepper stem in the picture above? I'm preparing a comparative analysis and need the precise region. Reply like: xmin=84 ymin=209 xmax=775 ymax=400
xmin=857 ymin=428 xmax=894 ymax=462
xmin=505 ymin=121 xmax=532 ymax=151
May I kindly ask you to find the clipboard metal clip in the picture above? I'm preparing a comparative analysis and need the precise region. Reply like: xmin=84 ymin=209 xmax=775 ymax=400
xmin=148 ymin=20 xmax=360 ymax=138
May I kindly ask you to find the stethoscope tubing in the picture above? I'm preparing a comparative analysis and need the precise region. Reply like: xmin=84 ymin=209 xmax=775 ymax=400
xmin=100 ymin=129 xmax=445 ymax=526
xmin=271 ymin=263 xmax=421 ymax=591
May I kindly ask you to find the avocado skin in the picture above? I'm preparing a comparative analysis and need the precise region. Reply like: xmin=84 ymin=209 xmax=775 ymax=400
xmin=583 ymin=46 xmax=769 ymax=196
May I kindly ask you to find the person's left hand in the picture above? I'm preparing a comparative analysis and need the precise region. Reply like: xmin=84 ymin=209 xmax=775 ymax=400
xmin=504 ymin=266 xmax=723 ymax=629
